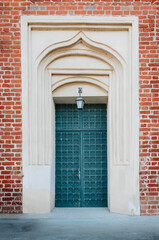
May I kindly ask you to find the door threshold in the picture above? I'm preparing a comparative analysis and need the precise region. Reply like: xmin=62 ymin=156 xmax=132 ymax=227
xmin=51 ymin=207 xmax=110 ymax=219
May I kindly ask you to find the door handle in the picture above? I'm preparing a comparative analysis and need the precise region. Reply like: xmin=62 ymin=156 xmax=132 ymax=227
xmin=73 ymin=170 xmax=80 ymax=179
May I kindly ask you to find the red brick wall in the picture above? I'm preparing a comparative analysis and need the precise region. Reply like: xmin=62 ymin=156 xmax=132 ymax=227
xmin=0 ymin=0 xmax=158 ymax=215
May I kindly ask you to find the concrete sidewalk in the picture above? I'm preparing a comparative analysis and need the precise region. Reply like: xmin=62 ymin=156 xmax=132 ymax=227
xmin=0 ymin=208 xmax=159 ymax=240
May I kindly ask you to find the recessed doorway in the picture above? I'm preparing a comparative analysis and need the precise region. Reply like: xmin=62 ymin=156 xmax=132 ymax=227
xmin=22 ymin=16 xmax=139 ymax=214
xmin=55 ymin=104 xmax=107 ymax=207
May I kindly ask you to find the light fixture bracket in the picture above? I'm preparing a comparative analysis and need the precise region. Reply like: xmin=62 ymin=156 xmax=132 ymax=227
xmin=76 ymin=87 xmax=85 ymax=110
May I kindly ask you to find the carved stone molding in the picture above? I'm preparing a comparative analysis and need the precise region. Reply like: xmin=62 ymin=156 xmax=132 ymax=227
xmin=21 ymin=16 xmax=139 ymax=215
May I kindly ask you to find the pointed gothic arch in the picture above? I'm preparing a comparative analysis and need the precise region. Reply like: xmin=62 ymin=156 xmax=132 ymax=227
xmin=22 ymin=16 xmax=139 ymax=215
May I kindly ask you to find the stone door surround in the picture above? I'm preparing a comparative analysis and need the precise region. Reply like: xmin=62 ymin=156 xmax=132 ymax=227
xmin=21 ymin=16 xmax=140 ymax=215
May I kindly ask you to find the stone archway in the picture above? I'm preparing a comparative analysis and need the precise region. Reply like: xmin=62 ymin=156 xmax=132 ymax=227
xmin=22 ymin=16 xmax=140 ymax=215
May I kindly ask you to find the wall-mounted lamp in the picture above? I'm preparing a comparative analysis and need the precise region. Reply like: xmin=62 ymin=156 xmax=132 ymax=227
xmin=76 ymin=87 xmax=85 ymax=110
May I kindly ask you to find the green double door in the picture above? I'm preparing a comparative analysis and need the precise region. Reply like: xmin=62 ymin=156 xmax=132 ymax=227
xmin=55 ymin=104 xmax=107 ymax=207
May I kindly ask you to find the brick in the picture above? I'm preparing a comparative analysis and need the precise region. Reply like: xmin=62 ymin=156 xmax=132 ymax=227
xmin=0 ymin=0 xmax=158 ymax=216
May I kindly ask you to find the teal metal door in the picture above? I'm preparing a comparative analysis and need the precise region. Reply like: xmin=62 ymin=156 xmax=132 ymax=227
xmin=55 ymin=104 xmax=107 ymax=207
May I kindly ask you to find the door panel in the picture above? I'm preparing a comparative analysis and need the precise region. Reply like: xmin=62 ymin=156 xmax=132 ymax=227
xmin=56 ymin=131 xmax=81 ymax=207
xmin=55 ymin=104 xmax=107 ymax=207
xmin=82 ymin=104 xmax=107 ymax=130
xmin=56 ymin=104 xmax=80 ymax=130
xmin=82 ymin=131 xmax=107 ymax=207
